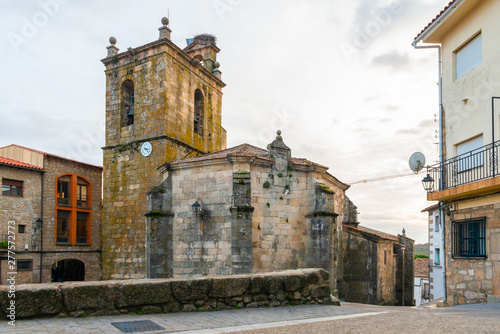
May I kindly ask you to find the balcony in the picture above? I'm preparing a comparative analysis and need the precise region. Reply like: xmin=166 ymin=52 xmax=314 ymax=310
xmin=426 ymin=140 xmax=500 ymax=201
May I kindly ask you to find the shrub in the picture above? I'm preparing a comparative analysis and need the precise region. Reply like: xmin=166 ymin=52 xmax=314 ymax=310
xmin=414 ymin=254 xmax=429 ymax=259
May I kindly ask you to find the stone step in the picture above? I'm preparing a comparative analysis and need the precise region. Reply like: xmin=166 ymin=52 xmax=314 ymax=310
xmin=487 ymin=295 xmax=500 ymax=304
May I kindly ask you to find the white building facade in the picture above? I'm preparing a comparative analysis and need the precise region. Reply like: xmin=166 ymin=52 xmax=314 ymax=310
xmin=423 ymin=205 xmax=445 ymax=302
xmin=414 ymin=0 xmax=500 ymax=305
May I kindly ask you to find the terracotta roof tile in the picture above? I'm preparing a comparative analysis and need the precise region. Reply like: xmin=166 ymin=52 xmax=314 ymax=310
xmin=169 ymin=144 xmax=268 ymax=165
xmin=170 ymin=143 xmax=334 ymax=170
xmin=414 ymin=258 xmax=430 ymax=277
xmin=167 ymin=142 xmax=346 ymax=186
xmin=0 ymin=156 xmax=42 ymax=170
xmin=0 ymin=144 xmax=102 ymax=170
xmin=344 ymin=224 xmax=400 ymax=242
xmin=413 ymin=0 xmax=458 ymax=43
xmin=422 ymin=204 xmax=439 ymax=213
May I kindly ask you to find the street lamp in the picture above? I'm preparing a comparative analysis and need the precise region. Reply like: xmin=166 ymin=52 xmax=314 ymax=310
xmin=422 ymin=173 xmax=434 ymax=192
xmin=192 ymin=201 xmax=202 ymax=214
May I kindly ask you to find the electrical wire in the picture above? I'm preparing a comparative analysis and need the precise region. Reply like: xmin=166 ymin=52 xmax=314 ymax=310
xmin=348 ymin=172 xmax=417 ymax=185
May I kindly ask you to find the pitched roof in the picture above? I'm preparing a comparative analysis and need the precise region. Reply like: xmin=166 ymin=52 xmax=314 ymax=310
xmin=414 ymin=257 xmax=430 ymax=277
xmin=168 ymin=143 xmax=326 ymax=169
xmin=0 ymin=144 xmax=102 ymax=170
xmin=413 ymin=0 xmax=459 ymax=43
xmin=169 ymin=143 xmax=269 ymax=165
xmin=0 ymin=156 xmax=42 ymax=170
xmin=422 ymin=204 xmax=439 ymax=213
xmin=344 ymin=224 xmax=400 ymax=242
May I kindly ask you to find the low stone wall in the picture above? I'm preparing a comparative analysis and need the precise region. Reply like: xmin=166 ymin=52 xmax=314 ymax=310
xmin=0 ymin=269 xmax=336 ymax=319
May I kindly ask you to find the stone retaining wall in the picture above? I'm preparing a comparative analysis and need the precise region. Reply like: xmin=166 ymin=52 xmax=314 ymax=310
xmin=0 ymin=269 xmax=336 ymax=319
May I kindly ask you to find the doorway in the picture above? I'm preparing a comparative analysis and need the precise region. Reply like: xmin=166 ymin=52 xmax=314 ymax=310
xmin=51 ymin=259 xmax=85 ymax=282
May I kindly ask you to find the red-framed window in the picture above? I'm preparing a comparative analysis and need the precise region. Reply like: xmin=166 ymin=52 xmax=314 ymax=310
xmin=55 ymin=174 xmax=92 ymax=245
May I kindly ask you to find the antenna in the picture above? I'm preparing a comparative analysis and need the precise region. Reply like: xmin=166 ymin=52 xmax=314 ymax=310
xmin=409 ymin=152 xmax=426 ymax=174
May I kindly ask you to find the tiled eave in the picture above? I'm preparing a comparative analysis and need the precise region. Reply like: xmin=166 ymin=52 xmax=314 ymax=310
xmin=0 ymin=157 xmax=43 ymax=171
xmin=413 ymin=0 xmax=482 ymax=44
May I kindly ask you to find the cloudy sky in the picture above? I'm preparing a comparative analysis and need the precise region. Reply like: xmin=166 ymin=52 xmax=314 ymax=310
xmin=1 ymin=0 xmax=448 ymax=244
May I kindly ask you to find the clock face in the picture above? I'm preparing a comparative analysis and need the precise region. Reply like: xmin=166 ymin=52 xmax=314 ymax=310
xmin=141 ymin=142 xmax=152 ymax=157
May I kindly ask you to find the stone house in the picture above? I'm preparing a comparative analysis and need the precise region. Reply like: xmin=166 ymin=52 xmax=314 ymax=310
xmin=414 ymin=0 xmax=500 ymax=305
xmin=0 ymin=144 xmax=102 ymax=283
xmin=342 ymin=221 xmax=414 ymax=306
xmin=147 ymin=133 xmax=349 ymax=295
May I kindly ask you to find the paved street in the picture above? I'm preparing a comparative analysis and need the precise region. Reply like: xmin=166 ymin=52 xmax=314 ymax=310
xmin=2 ymin=302 xmax=499 ymax=334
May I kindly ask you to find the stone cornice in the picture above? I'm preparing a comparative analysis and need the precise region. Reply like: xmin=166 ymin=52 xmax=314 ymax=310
xmin=102 ymin=135 xmax=205 ymax=156
xmin=101 ymin=38 xmax=225 ymax=88
xmin=160 ymin=156 xmax=230 ymax=172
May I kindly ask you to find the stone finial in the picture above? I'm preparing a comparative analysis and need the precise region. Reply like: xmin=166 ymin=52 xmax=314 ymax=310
xmin=269 ymin=130 xmax=289 ymax=151
xmin=159 ymin=17 xmax=172 ymax=40
xmin=402 ymin=228 xmax=406 ymax=236
xmin=268 ymin=129 xmax=291 ymax=171
xmin=212 ymin=61 xmax=222 ymax=79
xmin=106 ymin=36 xmax=119 ymax=57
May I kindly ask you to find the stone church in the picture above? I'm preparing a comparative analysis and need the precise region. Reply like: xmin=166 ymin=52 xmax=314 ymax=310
xmin=147 ymin=134 xmax=349 ymax=293
xmin=101 ymin=18 xmax=413 ymax=304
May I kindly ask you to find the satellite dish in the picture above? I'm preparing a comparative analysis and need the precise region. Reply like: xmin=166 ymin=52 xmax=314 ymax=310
xmin=409 ymin=152 xmax=425 ymax=174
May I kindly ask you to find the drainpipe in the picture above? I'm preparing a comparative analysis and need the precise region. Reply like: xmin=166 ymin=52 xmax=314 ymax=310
xmin=493 ymin=97 xmax=500 ymax=178
xmin=402 ymin=247 xmax=405 ymax=306
xmin=411 ymin=44 xmax=443 ymax=184
xmin=412 ymin=42 xmax=447 ymax=303
xmin=39 ymin=171 xmax=44 ymax=283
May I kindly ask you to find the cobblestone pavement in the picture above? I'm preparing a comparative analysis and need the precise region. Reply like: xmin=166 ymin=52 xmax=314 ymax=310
xmin=232 ymin=302 xmax=500 ymax=334
xmin=2 ymin=302 xmax=499 ymax=334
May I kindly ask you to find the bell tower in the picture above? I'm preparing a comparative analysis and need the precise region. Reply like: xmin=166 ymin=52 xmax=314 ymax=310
xmin=101 ymin=18 xmax=226 ymax=279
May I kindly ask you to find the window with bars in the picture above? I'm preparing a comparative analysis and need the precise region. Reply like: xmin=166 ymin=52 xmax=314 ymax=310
xmin=17 ymin=259 xmax=33 ymax=271
xmin=452 ymin=218 xmax=486 ymax=258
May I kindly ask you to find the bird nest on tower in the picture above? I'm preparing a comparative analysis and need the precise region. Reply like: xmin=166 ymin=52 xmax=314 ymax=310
xmin=194 ymin=34 xmax=217 ymax=44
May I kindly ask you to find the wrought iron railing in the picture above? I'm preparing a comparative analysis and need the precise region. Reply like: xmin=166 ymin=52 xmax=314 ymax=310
xmin=426 ymin=140 xmax=500 ymax=193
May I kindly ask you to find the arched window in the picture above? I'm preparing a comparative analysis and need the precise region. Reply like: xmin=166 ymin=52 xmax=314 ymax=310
xmin=194 ymin=55 xmax=203 ymax=63
xmin=194 ymin=89 xmax=204 ymax=136
xmin=122 ymin=80 xmax=134 ymax=126
xmin=56 ymin=174 xmax=92 ymax=245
